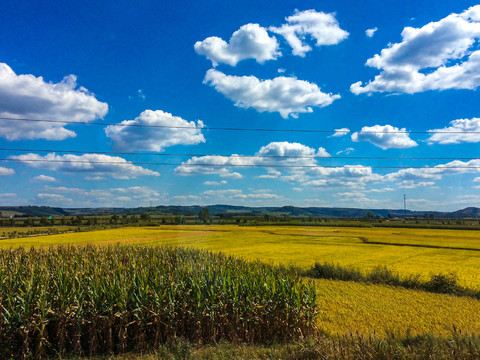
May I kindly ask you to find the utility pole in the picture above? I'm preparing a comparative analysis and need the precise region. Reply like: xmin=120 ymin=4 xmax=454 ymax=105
xmin=403 ymin=194 xmax=407 ymax=218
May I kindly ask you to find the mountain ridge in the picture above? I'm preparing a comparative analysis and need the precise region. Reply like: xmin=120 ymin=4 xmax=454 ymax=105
xmin=1 ymin=205 xmax=479 ymax=218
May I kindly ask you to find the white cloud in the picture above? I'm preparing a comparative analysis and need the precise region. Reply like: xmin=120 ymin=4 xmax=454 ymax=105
xmin=203 ymin=180 xmax=227 ymax=186
xmin=194 ymin=23 xmax=280 ymax=66
xmin=270 ymin=9 xmax=349 ymax=57
xmin=365 ymin=27 xmax=378 ymax=38
xmin=304 ymin=179 xmax=327 ymax=187
xmin=336 ymin=147 xmax=355 ymax=155
xmin=385 ymin=159 xmax=480 ymax=182
xmin=173 ymin=195 xmax=201 ymax=202
xmin=105 ymin=110 xmax=205 ymax=152
xmin=36 ymin=193 xmax=73 ymax=203
xmin=36 ymin=186 xmax=164 ymax=207
xmin=0 ymin=62 xmax=108 ymax=140
xmin=278 ymin=68 xmax=286 ymax=73
xmin=397 ymin=180 xmax=436 ymax=189
xmin=0 ymin=167 xmax=14 ymax=175
xmin=175 ymin=141 xmax=387 ymax=188
xmin=204 ymin=69 xmax=340 ymax=118
xmin=474 ymin=177 xmax=480 ymax=182
xmin=11 ymin=153 xmax=159 ymax=179
xmin=331 ymin=128 xmax=350 ymax=137
xmin=201 ymin=188 xmax=280 ymax=201
xmin=32 ymin=175 xmax=56 ymax=182
xmin=351 ymin=5 xmax=480 ymax=94
xmin=428 ymin=117 xmax=480 ymax=144
xmin=175 ymin=141 xmax=329 ymax=178
xmin=351 ymin=125 xmax=418 ymax=149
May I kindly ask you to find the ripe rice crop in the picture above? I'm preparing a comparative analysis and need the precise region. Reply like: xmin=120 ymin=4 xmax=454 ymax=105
xmin=0 ymin=245 xmax=317 ymax=359
xmin=5 ymin=225 xmax=478 ymax=290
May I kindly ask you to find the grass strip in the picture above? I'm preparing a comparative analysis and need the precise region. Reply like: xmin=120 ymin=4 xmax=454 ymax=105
xmin=304 ymin=262 xmax=480 ymax=299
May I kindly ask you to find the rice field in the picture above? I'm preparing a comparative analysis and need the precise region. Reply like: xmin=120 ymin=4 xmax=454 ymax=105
xmin=2 ymin=224 xmax=480 ymax=340
xmin=4 ymin=225 xmax=480 ymax=290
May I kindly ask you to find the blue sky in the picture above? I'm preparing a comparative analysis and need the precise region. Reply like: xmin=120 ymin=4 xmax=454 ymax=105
xmin=1 ymin=0 xmax=480 ymax=211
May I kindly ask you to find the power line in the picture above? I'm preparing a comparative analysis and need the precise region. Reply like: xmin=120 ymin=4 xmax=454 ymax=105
xmin=1 ymin=117 xmax=479 ymax=134
xmin=0 ymin=148 xmax=479 ymax=161
xmin=2 ymin=158 xmax=480 ymax=169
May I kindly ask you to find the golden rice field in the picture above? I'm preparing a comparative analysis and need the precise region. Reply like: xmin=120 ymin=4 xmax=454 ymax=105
xmin=2 ymin=225 xmax=480 ymax=337
xmin=4 ymin=225 xmax=480 ymax=289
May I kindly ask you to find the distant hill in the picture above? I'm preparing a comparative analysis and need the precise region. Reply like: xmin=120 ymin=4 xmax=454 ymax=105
xmin=1 ymin=205 xmax=479 ymax=219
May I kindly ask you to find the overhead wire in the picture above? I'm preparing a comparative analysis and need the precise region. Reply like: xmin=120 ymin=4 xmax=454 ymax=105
xmin=0 ymin=148 xmax=479 ymax=161
xmin=1 ymin=117 xmax=479 ymax=134
xmin=1 ymin=158 xmax=480 ymax=170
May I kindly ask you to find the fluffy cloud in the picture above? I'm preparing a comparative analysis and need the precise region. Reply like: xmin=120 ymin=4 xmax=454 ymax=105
xmin=270 ymin=10 xmax=349 ymax=57
xmin=0 ymin=167 xmax=14 ymax=175
xmin=175 ymin=141 xmax=329 ymax=178
xmin=397 ymin=180 xmax=436 ymax=189
xmin=32 ymin=175 xmax=56 ymax=182
xmin=385 ymin=159 xmax=480 ymax=182
xmin=36 ymin=193 xmax=73 ymax=203
xmin=351 ymin=5 xmax=480 ymax=94
xmin=203 ymin=180 xmax=227 ymax=186
xmin=428 ymin=117 xmax=480 ymax=144
xmin=11 ymin=153 xmax=159 ymax=179
xmin=105 ymin=110 xmax=205 ymax=152
xmin=202 ymin=188 xmax=280 ymax=200
xmin=351 ymin=125 xmax=418 ymax=149
xmin=194 ymin=23 xmax=280 ymax=66
xmin=36 ymin=186 xmax=164 ymax=207
xmin=365 ymin=27 xmax=378 ymax=38
xmin=331 ymin=128 xmax=350 ymax=137
xmin=0 ymin=62 xmax=108 ymax=140
xmin=204 ymin=69 xmax=340 ymax=118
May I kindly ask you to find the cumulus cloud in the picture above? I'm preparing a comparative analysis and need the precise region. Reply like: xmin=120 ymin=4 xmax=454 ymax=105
xmin=0 ymin=62 xmax=108 ymax=140
xmin=36 ymin=193 xmax=73 ymax=203
xmin=32 ymin=175 xmax=56 ymax=182
xmin=204 ymin=69 xmax=340 ymax=118
xmin=270 ymin=9 xmax=349 ymax=57
xmin=11 ymin=153 xmax=159 ymax=179
xmin=397 ymin=180 xmax=436 ymax=189
xmin=0 ymin=167 xmax=14 ymax=175
xmin=351 ymin=5 xmax=480 ymax=94
xmin=428 ymin=117 xmax=480 ymax=144
xmin=202 ymin=188 xmax=280 ymax=200
xmin=203 ymin=180 xmax=227 ymax=186
xmin=105 ymin=110 xmax=205 ymax=152
xmin=331 ymin=128 xmax=350 ymax=137
xmin=176 ymin=141 xmax=386 ymax=187
xmin=36 ymin=186 xmax=164 ymax=207
xmin=175 ymin=141 xmax=329 ymax=178
xmin=351 ymin=125 xmax=418 ymax=149
xmin=365 ymin=27 xmax=378 ymax=38
xmin=194 ymin=23 xmax=280 ymax=66
xmin=385 ymin=159 xmax=480 ymax=182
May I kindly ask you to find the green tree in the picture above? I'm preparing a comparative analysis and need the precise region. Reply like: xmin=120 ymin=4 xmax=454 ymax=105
xmin=198 ymin=208 xmax=211 ymax=224
xmin=140 ymin=213 xmax=151 ymax=222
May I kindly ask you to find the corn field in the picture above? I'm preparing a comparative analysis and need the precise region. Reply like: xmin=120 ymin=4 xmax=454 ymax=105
xmin=0 ymin=245 xmax=317 ymax=359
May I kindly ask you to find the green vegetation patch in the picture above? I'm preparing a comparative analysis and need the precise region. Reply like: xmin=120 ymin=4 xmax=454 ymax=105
xmin=0 ymin=245 xmax=317 ymax=359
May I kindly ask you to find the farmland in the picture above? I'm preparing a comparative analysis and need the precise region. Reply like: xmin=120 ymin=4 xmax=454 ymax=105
xmin=3 ymin=225 xmax=480 ymax=290
xmin=2 ymin=224 xmax=480 ymax=343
